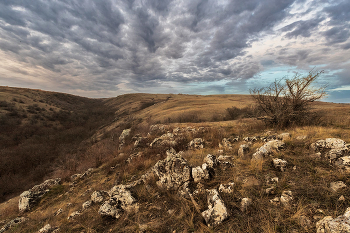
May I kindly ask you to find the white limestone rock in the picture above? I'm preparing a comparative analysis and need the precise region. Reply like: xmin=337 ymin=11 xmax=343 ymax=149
xmin=273 ymin=158 xmax=288 ymax=172
xmin=330 ymin=181 xmax=347 ymax=192
xmin=252 ymin=140 xmax=285 ymax=160
xmin=152 ymin=151 xmax=191 ymax=190
xmin=241 ymin=198 xmax=252 ymax=212
xmin=188 ymin=138 xmax=205 ymax=150
xmin=19 ymin=178 xmax=61 ymax=212
xmin=218 ymin=183 xmax=235 ymax=194
xmin=202 ymin=189 xmax=229 ymax=227
xmin=316 ymin=207 xmax=350 ymax=233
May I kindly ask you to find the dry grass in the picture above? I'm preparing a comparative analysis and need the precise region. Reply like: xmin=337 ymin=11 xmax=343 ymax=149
xmin=1 ymin=87 xmax=350 ymax=232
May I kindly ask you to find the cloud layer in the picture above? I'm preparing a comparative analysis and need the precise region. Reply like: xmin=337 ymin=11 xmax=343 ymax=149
xmin=0 ymin=0 xmax=349 ymax=101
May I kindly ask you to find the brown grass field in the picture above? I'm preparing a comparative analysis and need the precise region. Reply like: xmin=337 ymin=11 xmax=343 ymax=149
xmin=0 ymin=86 xmax=350 ymax=232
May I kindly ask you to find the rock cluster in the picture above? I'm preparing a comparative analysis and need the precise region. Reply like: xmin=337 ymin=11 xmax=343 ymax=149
xmin=150 ymin=133 xmax=177 ymax=148
xmin=19 ymin=178 xmax=61 ymax=212
xmin=188 ymin=138 xmax=205 ymax=149
xmin=152 ymin=150 xmax=191 ymax=190
xmin=310 ymin=138 xmax=350 ymax=171
xmin=0 ymin=217 xmax=27 ymax=233
xmin=37 ymin=224 xmax=59 ymax=233
xmin=98 ymin=185 xmax=139 ymax=219
xmin=316 ymin=207 xmax=350 ymax=233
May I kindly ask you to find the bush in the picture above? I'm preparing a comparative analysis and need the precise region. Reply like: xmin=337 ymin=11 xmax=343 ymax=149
xmin=250 ymin=70 xmax=326 ymax=128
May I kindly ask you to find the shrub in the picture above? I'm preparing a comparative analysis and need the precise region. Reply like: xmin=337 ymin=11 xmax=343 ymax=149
xmin=250 ymin=70 xmax=326 ymax=128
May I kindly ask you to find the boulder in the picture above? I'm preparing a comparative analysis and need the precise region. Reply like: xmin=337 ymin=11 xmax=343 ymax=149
xmin=188 ymin=138 xmax=205 ymax=150
xmin=202 ymin=189 xmax=229 ymax=227
xmin=252 ymin=140 xmax=284 ymax=160
xmin=152 ymin=150 xmax=191 ymax=190
xmin=273 ymin=158 xmax=288 ymax=172
xmin=119 ymin=128 xmax=131 ymax=149
xmin=316 ymin=207 xmax=350 ymax=233
xmin=19 ymin=178 xmax=61 ymax=212
xmin=330 ymin=181 xmax=347 ymax=192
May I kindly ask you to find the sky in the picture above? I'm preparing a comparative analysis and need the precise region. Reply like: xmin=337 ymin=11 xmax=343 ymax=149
xmin=0 ymin=0 xmax=349 ymax=102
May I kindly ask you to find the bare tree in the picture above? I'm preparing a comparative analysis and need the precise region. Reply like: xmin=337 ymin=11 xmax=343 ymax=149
xmin=250 ymin=70 xmax=326 ymax=128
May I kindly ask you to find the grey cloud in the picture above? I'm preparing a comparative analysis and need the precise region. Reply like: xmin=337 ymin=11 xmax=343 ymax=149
xmin=323 ymin=26 xmax=350 ymax=44
xmin=0 ymin=0 xmax=348 ymax=98
xmin=282 ymin=17 xmax=323 ymax=38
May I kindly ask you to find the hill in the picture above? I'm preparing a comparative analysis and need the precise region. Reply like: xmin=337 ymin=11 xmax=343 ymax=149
xmin=0 ymin=86 xmax=350 ymax=232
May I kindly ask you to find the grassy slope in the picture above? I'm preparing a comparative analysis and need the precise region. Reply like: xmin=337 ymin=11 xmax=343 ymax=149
xmin=1 ymin=87 xmax=350 ymax=232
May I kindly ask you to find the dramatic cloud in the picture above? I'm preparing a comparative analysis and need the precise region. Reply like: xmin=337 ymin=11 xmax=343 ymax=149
xmin=0 ymin=0 xmax=349 ymax=102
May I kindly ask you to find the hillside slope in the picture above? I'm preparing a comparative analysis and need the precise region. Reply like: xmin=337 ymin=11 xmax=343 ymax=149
xmin=1 ymin=87 xmax=350 ymax=232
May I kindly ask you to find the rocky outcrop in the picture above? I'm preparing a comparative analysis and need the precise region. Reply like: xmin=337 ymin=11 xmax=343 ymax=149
xmin=316 ymin=207 xmax=350 ymax=233
xmin=310 ymin=138 xmax=350 ymax=171
xmin=119 ymin=128 xmax=131 ymax=149
xmin=202 ymin=189 xmax=229 ymax=227
xmin=252 ymin=140 xmax=285 ymax=160
xmin=150 ymin=133 xmax=177 ymax=148
xmin=152 ymin=150 xmax=191 ymax=190
xmin=38 ymin=224 xmax=59 ymax=233
xmin=19 ymin=178 xmax=61 ymax=212
xmin=310 ymin=138 xmax=346 ymax=152
xmin=99 ymin=185 xmax=139 ymax=219
xmin=0 ymin=217 xmax=27 ymax=233
xmin=188 ymin=138 xmax=205 ymax=150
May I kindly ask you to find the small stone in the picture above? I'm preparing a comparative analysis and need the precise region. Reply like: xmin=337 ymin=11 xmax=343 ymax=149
xmin=241 ymin=198 xmax=252 ymax=212
xmin=68 ymin=211 xmax=81 ymax=220
xmin=280 ymin=191 xmax=293 ymax=207
xmin=82 ymin=200 xmax=92 ymax=210
xmin=54 ymin=208 xmax=63 ymax=216
xmin=218 ymin=183 xmax=235 ymax=194
xmin=339 ymin=195 xmax=345 ymax=201
xmin=330 ymin=181 xmax=347 ymax=192
xmin=270 ymin=197 xmax=280 ymax=205
xmin=273 ymin=158 xmax=288 ymax=172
